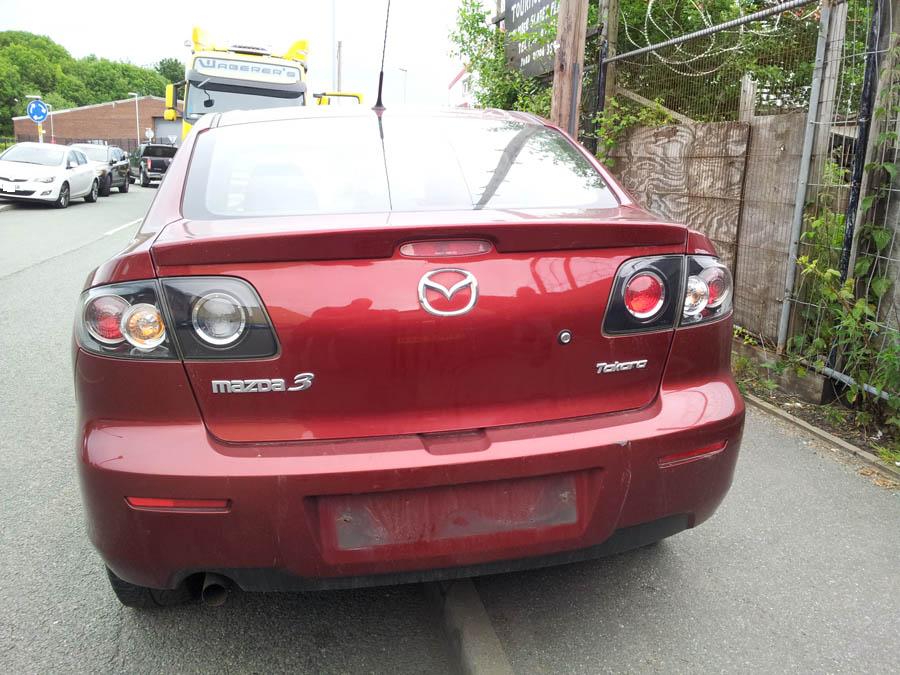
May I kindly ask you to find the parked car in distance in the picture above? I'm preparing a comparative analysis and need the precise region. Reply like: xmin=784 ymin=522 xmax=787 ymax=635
xmin=129 ymin=143 xmax=177 ymax=187
xmin=75 ymin=107 xmax=744 ymax=608
xmin=0 ymin=142 xmax=99 ymax=208
xmin=70 ymin=143 xmax=129 ymax=196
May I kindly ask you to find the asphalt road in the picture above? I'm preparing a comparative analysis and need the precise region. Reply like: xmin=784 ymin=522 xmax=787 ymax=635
xmin=0 ymin=190 xmax=453 ymax=674
xmin=0 ymin=189 xmax=897 ymax=673
xmin=477 ymin=408 xmax=900 ymax=673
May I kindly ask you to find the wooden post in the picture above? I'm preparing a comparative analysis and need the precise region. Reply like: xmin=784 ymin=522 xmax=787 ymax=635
xmin=602 ymin=0 xmax=619 ymax=98
xmin=739 ymin=73 xmax=757 ymax=122
xmin=550 ymin=0 xmax=590 ymax=136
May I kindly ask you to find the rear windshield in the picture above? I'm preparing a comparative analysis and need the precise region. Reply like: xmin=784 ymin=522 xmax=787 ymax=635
xmin=0 ymin=144 xmax=65 ymax=166
xmin=142 ymin=146 xmax=178 ymax=158
xmin=181 ymin=115 xmax=618 ymax=219
xmin=73 ymin=145 xmax=108 ymax=162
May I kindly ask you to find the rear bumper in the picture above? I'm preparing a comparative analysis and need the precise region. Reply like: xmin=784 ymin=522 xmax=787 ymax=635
xmin=78 ymin=370 xmax=744 ymax=590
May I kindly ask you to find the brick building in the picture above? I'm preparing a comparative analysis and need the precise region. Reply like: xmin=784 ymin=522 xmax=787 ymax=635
xmin=12 ymin=96 xmax=182 ymax=149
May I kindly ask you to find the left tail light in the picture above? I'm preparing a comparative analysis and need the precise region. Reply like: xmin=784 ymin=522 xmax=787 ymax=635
xmin=77 ymin=281 xmax=174 ymax=359
xmin=75 ymin=277 xmax=278 ymax=360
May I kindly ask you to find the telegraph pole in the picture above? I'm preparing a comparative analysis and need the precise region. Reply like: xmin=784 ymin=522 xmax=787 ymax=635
xmin=550 ymin=0 xmax=590 ymax=137
xmin=598 ymin=0 xmax=619 ymax=103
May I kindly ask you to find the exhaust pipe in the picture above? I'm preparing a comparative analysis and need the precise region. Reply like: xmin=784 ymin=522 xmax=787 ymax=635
xmin=200 ymin=573 xmax=230 ymax=606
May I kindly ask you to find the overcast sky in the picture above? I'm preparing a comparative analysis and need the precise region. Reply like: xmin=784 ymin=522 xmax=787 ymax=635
xmin=2 ymin=0 xmax=467 ymax=106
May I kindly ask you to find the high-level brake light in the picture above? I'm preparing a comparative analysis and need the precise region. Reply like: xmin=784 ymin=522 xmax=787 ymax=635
xmin=399 ymin=240 xmax=492 ymax=258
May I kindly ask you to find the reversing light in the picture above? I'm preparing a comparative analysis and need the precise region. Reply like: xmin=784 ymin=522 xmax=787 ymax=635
xmin=400 ymin=240 xmax=492 ymax=258
xmin=84 ymin=294 xmax=130 ymax=344
xmin=160 ymin=277 xmax=278 ymax=359
xmin=192 ymin=292 xmax=247 ymax=346
xmin=120 ymin=303 xmax=166 ymax=350
xmin=683 ymin=275 xmax=709 ymax=317
xmin=624 ymin=271 xmax=665 ymax=320
xmin=680 ymin=256 xmax=733 ymax=325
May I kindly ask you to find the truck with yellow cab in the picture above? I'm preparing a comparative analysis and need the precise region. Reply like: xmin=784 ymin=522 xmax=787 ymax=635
xmin=165 ymin=28 xmax=324 ymax=139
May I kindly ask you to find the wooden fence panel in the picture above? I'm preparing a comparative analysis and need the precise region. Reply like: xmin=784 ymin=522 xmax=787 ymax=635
xmin=610 ymin=122 xmax=749 ymax=271
xmin=610 ymin=115 xmax=805 ymax=341
xmin=734 ymin=112 xmax=806 ymax=341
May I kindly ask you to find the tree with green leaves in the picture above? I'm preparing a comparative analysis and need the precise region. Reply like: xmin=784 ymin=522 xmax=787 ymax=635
xmin=155 ymin=57 xmax=185 ymax=84
xmin=0 ymin=31 xmax=168 ymax=135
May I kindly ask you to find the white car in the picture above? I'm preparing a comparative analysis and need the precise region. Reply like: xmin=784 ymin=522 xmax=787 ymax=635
xmin=0 ymin=142 xmax=99 ymax=208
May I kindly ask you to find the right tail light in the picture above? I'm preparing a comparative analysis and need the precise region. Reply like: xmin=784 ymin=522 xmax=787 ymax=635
xmin=603 ymin=255 xmax=733 ymax=335
xmin=681 ymin=256 xmax=733 ymax=325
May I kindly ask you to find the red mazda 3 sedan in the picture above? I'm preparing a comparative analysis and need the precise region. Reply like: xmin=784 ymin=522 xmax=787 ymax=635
xmin=74 ymin=107 xmax=744 ymax=607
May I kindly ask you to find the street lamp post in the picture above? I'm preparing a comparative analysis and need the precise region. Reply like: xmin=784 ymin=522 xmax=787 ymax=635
xmin=127 ymin=92 xmax=140 ymax=151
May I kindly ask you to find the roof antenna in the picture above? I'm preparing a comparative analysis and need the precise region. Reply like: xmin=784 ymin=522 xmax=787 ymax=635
xmin=373 ymin=0 xmax=391 ymax=111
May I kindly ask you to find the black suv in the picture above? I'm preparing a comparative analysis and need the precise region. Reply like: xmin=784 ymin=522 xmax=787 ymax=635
xmin=129 ymin=143 xmax=178 ymax=187
xmin=70 ymin=143 xmax=130 ymax=196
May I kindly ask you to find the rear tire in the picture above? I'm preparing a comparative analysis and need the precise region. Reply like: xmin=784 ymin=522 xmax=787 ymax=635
xmin=105 ymin=567 xmax=196 ymax=609
xmin=119 ymin=177 xmax=129 ymax=193
xmin=54 ymin=183 xmax=70 ymax=209
xmin=99 ymin=174 xmax=112 ymax=197
xmin=85 ymin=179 xmax=99 ymax=203
xmin=140 ymin=170 xmax=150 ymax=188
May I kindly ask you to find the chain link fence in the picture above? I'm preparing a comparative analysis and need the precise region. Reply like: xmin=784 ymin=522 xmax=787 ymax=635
xmin=787 ymin=0 xmax=899 ymax=399
xmin=611 ymin=1 xmax=820 ymax=122
xmin=596 ymin=0 xmax=898 ymax=406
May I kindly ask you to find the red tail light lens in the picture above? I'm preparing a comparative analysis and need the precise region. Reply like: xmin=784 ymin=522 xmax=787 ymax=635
xmin=624 ymin=272 xmax=665 ymax=320
xmin=400 ymin=240 xmax=492 ymax=258
xmin=126 ymin=497 xmax=230 ymax=511
xmin=700 ymin=265 xmax=732 ymax=309
xmin=83 ymin=294 xmax=129 ymax=344
xmin=658 ymin=441 xmax=727 ymax=468
xmin=603 ymin=255 xmax=683 ymax=335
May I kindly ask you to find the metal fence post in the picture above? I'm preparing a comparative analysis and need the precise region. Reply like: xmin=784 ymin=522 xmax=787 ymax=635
xmin=776 ymin=0 xmax=834 ymax=352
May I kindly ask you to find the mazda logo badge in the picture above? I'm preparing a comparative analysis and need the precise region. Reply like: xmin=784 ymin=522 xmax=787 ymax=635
xmin=418 ymin=269 xmax=478 ymax=317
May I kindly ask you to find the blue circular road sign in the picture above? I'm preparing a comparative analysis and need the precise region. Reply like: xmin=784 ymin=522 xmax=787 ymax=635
xmin=26 ymin=99 xmax=49 ymax=123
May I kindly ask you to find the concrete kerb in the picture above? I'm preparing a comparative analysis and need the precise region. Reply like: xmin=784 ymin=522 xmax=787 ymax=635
xmin=424 ymin=579 xmax=514 ymax=675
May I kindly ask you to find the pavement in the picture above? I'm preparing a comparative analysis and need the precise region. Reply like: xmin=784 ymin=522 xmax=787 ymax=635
xmin=0 ymin=190 xmax=897 ymax=673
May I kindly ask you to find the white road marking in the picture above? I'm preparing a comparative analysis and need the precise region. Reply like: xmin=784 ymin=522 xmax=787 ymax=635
xmin=103 ymin=218 xmax=142 ymax=236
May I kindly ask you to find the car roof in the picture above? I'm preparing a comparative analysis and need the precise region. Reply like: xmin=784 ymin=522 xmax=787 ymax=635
xmin=8 ymin=141 xmax=70 ymax=149
xmin=214 ymin=105 xmax=547 ymax=130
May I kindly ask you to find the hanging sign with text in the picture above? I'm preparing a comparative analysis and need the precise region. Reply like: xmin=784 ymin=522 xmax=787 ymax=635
xmin=505 ymin=0 xmax=559 ymax=78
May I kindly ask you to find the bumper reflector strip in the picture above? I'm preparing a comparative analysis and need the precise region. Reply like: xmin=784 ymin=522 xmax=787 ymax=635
xmin=126 ymin=497 xmax=230 ymax=511
xmin=657 ymin=441 xmax=727 ymax=469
